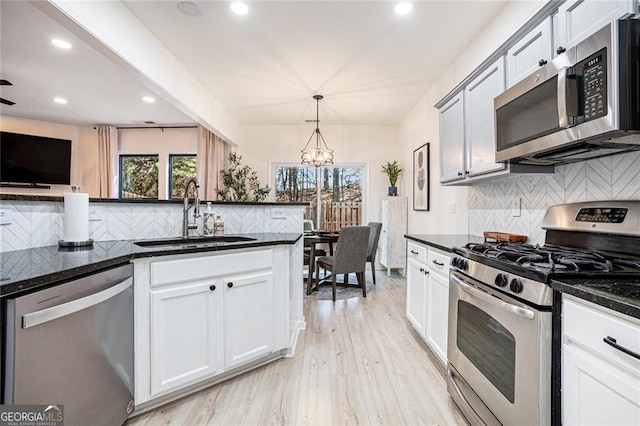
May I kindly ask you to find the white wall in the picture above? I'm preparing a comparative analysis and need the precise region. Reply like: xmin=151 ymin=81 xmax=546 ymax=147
xmin=239 ymin=124 xmax=399 ymax=223
xmin=118 ymin=127 xmax=198 ymax=199
xmin=0 ymin=115 xmax=98 ymax=196
xmin=398 ymin=0 xmax=546 ymax=235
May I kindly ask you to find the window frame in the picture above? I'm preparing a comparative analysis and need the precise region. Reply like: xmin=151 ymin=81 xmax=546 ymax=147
xmin=168 ymin=153 xmax=198 ymax=199
xmin=270 ymin=162 xmax=368 ymax=229
xmin=118 ymin=154 xmax=160 ymax=199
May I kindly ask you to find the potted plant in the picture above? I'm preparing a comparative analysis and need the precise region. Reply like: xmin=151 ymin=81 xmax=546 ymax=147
xmin=381 ymin=160 xmax=403 ymax=196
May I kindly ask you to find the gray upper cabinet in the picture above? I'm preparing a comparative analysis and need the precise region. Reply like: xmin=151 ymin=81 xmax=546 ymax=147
xmin=439 ymin=58 xmax=508 ymax=184
xmin=555 ymin=0 xmax=638 ymax=55
xmin=439 ymin=92 xmax=465 ymax=183
xmin=465 ymin=57 xmax=506 ymax=178
xmin=506 ymin=18 xmax=552 ymax=88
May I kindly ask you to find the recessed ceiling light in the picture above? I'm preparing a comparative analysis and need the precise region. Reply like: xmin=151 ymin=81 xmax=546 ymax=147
xmin=51 ymin=39 xmax=72 ymax=49
xmin=230 ymin=1 xmax=249 ymax=15
xmin=177 ymin=1 xmax=200 ymax=16
xmin=394 ymin=2 xmax=413 ymax=15
xmin=53 ymin=97 xmax=68 ymax=104
xmin=142 ymin=96 xmax=156 ymax=103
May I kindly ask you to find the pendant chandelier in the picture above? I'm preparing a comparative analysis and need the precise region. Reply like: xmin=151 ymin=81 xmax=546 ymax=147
xmin=301 ymin=94 xmax=334 ymax=167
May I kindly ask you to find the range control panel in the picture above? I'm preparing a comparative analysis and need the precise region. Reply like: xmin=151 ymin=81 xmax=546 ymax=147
xmin=580 ymin=48 xmax=608 ymax=122
xmin=575 ymin=207 xmax=628 ymax=223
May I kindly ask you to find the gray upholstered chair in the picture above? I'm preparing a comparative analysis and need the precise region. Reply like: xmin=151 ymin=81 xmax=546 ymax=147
xmin=366 ymin=222 xmax=383 ymax=284
xmin=314 ymin=226 xmax=370 ymax=301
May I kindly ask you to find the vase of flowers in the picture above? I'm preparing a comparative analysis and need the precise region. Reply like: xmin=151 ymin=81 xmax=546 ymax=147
xmin=381 ymin=160 xmax=403 ymax=196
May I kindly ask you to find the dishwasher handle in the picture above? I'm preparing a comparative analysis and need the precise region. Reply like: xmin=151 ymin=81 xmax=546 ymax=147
xmin=22 ymin=277 xmax=133 ymax=329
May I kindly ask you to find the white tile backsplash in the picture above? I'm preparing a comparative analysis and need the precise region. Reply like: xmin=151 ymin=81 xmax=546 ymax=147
xmin=469 ymin=151 xmax=640 ymax=245
xmin=0 ymin=201 xmax=305 ymax=252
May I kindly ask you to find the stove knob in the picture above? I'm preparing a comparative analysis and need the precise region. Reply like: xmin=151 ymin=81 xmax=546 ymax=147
xmin=509 ymin=278 xmax=523 ymax=293
xmin=461 ymin=259 xmax=469 ymax=271
xmin=451 ymin=257 xmax=459 ymax=268
xmin=495 ymin=274 xmax=508 ymax=287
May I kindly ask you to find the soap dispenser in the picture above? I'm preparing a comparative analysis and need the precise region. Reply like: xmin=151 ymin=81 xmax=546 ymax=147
xmin=203 ymin=202 xmax=214 ymax=236
xmin=213 ymin=213 xmax=225 ymax=236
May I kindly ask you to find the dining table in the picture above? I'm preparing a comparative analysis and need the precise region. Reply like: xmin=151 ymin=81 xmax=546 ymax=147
xmin=304 ymin=231 xmax=340 ymax=295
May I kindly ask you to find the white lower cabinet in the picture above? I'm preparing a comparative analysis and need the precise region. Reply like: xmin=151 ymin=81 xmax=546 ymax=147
xmin=406 ymin=257 xmax=427 ymax=335
xmin=562 ymin=295 xmax=640 ymax=425
xmin=223 ymin=271 xmax=274 ymax=368
xmin=150 ymin=280 xmax=223 ymax=396
xmin=425 ymin=270 xmax=449 ymax=364
xmin=406 ymin=240 xmax=450 ymax=365
xmin=135 ymin=247 xmax=290 ymax=405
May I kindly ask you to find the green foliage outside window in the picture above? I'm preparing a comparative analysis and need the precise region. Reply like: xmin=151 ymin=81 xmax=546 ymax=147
xmin=120 ymin=155 xmax=159 ymax=198
xmin=170 ymin=155 xmax=197 ymax=198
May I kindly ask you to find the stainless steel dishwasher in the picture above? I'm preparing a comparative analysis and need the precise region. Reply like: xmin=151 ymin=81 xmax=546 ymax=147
xmin=3 ymin=263 xmax=134 ymax=426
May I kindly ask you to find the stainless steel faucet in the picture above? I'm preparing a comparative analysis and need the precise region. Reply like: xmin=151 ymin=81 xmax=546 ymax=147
xmin=182 ymin=178 xmax=200 ymax=238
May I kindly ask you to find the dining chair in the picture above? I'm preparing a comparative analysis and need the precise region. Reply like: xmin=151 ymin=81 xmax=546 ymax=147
xmin=315 ymin=226 xmax=370 ymax=301
xmin=366 ymin=222 xmax=383 ymax=284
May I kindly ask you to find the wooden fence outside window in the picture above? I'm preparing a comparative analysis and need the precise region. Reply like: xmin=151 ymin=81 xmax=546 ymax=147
xmin=304 ymin=201 xmax=362 ymax=231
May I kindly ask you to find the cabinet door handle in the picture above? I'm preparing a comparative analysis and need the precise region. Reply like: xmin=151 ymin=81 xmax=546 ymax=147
xmin=410 ymin=250 xmax=419 ymax=255
xmin=209 ymin=285 xmax=216 ymax=291
xmin=227 ymin=282 xmax=234 ymax=288
xmin=457 ymin=171 xmax=463 ymax=177
xmin=419 ymin=267 xmax=424 ymax=273
xmin=603 ymin=336 xmax=640 ymax=360
xmin=432 ymin=260 xmax=445 ymax=266
xmin=538 ymin=59 xmax=548 ymax=66
xmin=424 ymin=270 xmax=429 ymax=275
xmin=556 ymin=46 xmax=566 ymax=55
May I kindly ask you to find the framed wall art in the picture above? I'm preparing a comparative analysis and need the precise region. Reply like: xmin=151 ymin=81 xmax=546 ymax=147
xmin=413 ymin=143 xmax=430 ymax=211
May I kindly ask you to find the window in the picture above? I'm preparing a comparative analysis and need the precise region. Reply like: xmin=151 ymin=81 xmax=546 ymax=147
xmin=169 ymin=154 xmax=197 ymax=198
xmin=274 ymin=164 xmax=364 ymax=230
xmin=119 ymin=155 xmax=159 ymax=199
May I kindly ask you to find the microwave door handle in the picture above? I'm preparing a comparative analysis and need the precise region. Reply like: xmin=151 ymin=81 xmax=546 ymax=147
xmin=450 ymin=272 xmax=535 ymax=320
xmin=557 ymin=67 xmax=569 ymax=128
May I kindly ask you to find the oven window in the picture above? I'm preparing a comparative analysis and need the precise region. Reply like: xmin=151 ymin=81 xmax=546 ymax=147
xmin=457 ymin=301 xmax=515 ymax=403
xmin=496 ymin=75 xmax=560 ymax=151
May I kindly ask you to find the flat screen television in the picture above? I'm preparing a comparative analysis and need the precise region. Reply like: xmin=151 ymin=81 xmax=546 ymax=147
xmin=1 ymin=131 xmax=72 ymax=185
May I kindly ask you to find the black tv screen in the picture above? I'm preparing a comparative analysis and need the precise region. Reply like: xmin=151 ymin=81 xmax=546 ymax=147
xmin=1 ymin=131 xmax=72 ymax=185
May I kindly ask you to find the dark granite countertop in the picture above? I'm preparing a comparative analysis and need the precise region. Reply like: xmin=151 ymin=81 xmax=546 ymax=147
xmin=404 ymin=234 xmax=485 ymax=252
xmin=0 ymin=233 xmax=301 ymax=298
xmin=0 ymin=194 xmax=308 ymax=206
xmin=551 ymin=277 xmax=640 ymax=320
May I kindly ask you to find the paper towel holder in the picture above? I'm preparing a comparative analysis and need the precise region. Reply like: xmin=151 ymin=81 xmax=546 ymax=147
xmin=59 ymin=185 xmax=94 ymax=247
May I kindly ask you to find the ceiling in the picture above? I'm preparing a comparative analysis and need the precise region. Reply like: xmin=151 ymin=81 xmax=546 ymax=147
xmin=0 ymin=1 xmax=193 ymax=127
xmin=1 ymin=1 xmax=509 ymax=127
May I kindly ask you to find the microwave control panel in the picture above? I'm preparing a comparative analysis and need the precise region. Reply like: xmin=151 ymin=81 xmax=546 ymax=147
xmin=581 ymin=48 xmax=608 ymax=122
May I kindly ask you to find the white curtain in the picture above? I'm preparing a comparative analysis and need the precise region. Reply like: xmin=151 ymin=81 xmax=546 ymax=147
xmin=197 ymin=126 xmax=227 ymax=200
xmin=97 ymin=126 xmax=118 ymax=198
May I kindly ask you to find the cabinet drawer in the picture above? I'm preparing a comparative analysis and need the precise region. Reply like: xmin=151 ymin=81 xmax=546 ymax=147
xmin=563 ymin=296 xmax=640 ymax=373
xmin=151 ymin=249 xmax=272 ymax=288
xmin=428 ymin=248 xmax=450 ymax=278
xmin=407 ymin=241 xmax=428 ymax=264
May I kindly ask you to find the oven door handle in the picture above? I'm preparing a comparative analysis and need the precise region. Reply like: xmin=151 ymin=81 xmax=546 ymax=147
xmin=450 ymin=272 xmax=535 ymax=320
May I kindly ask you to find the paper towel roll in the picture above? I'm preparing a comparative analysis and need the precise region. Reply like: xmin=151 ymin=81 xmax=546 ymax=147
xmin=63 ymin=192 xmax=89 ymax=242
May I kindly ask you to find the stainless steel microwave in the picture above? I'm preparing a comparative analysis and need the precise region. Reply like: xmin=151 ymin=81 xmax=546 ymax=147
xmin=494 ymin=20 xmax=640 ymax=165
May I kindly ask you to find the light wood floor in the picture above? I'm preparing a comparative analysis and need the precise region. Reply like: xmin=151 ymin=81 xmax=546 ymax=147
xmin=125 ymin=272 xmax=468 ymax=425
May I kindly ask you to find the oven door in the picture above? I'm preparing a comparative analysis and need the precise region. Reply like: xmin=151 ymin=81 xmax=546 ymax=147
xmin=447 ymin=270 xmax=551 ymax=426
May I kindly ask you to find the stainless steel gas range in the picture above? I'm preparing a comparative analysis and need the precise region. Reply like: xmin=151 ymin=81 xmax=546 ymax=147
xmin=446 ymin=201 xmax=640 ymax=426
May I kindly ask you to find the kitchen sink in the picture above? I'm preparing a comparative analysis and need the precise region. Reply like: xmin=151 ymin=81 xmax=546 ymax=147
xmin=134 ymin=235 xmax=257 ymax=248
